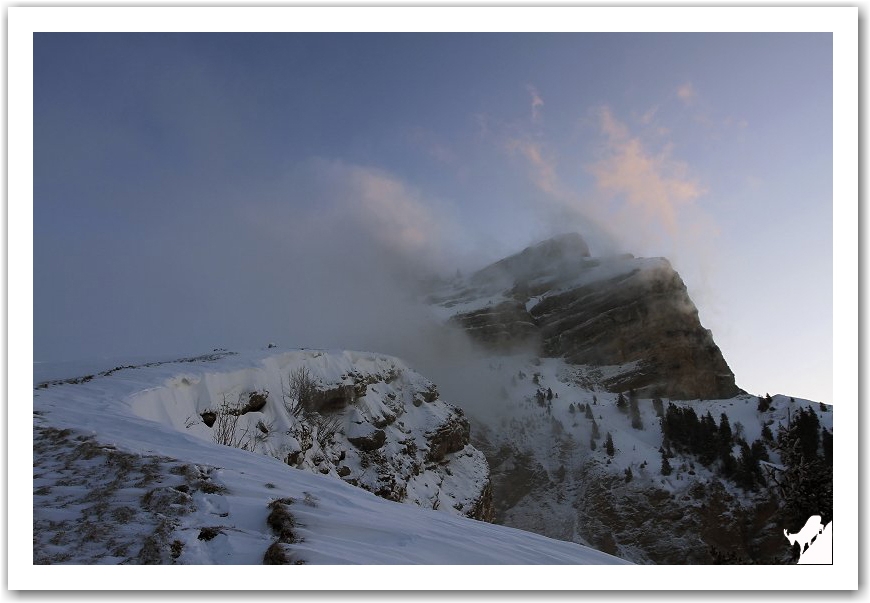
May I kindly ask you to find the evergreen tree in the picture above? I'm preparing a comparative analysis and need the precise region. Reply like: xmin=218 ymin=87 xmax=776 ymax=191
xmin=629 ymin=396 xmax=643 ymax=430
xmin=683 ymin=407 xmax=701 ymax=454
xmin=819 ymin=401 xmax=828 ymax=413
xmin=616 ymin=392 xmax=627 ymax=413
xmin=605 ymin=432 xmax=615 ymax=456
xmin=757 ymin=395 xmax=771 ymax=412
xmin=546 ymin=387 xmax=553 ymax=401
xmin=821 ymin=428 xmax=833 ymax=468
xmin=717 ymin=412 xmax=733 ymax=463
xmin=624 ymin=467 xmax=633 ymax=483
xmin=720 ymin=452 xmax=736 ymax=478
xmin=773 ymin=415 xmax=832 ymax=531
xmin=761 ymin=423 xmax=774 ymax=442
xmin=733 ymin=440 xmax=758 ymax=491
xmin=585 ymin=404 xmax=594 ymax=420
xmin=718 ymin=412 xmax=733 ymax=443
xmin=660 ymin=453 xmax=673 ymax=476
xmin=750 ymin=439 xmax=770 ymax=464
xmin=591 ymin=418 xmax=601 ymax=440
xmin=698 ymin=412 xmax=718 ymax=466
xmin=568 ymin=403 xmax=576 ymax=414
xmin=590 ymin=437 xmax=597 ymax=451
xmin=795 ymin=406 xmax=821 ymax=462
xmin=652 ymin=397 xmax=664 ymax=418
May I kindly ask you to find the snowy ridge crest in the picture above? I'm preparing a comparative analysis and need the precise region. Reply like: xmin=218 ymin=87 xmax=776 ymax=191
xmin=33 ymin=348 xmax=628 ymax=565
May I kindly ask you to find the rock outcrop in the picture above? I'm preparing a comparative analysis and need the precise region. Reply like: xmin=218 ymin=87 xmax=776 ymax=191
xmin=281 ymin=359 xmax=493 ymax=520
xmin=127 ymin=350 xmax=494 ymax=522
xmin=530 ymin=261 xmax=739 ymax=400
xmin=432 ymin=234 xmax=739 ymax=400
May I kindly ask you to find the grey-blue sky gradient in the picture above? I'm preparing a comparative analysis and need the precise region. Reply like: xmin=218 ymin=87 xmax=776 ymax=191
xmin=34 ymin=33 xmax=832 ymax=403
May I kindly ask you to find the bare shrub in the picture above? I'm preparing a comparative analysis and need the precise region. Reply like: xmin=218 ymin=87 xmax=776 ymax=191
xmin=253 ymin=418 xmax=276 ymax=450
xmin=283 ymin=366 xmax=317 ymax=418
xmin=311 ymin=413 xmax=343 ymax=449
xmin=212 ymin=394 xmax=256 ymax=451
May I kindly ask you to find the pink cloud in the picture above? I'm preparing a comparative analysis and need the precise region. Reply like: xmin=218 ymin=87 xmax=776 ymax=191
xmin=677 ymin=82 xmax=696 ymax=105
xmin=346 ymin=165 xmax=447 ymax=258
xmin=588 ymin=107 xmax=706 ymax=235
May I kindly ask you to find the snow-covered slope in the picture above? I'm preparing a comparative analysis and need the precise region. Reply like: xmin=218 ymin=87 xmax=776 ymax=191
xmin=32 ymin=348 xmax=628 ymax=565
xmin=460 ymin=353 xmax=833 ymax=564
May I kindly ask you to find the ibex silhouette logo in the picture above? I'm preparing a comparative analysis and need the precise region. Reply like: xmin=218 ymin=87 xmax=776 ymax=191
xmin=784 ymin=515 xmax=824 ymax=555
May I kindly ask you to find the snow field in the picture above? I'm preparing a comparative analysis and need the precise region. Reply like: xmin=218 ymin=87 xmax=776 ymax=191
xmin=30 ymin=348 xmax=629 ymax=569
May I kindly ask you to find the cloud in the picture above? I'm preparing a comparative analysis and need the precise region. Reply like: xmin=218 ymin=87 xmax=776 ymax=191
xmin=598 ymin=105 xmax=631 ymax=141
xmin=501 ymin=131 xmax=620 ymax=256
xmin=247 ymin=159 xmax=464 ymax=279
xmin=504 ymin=138 xmax=564 ymax=200
xmin=638 ymin=105 xmax=660 ymax=125
xmin=345 ymin=164 xmax=449 ymax=261
xmin=527 ymin=84 xmax=544 ymax=123
xmin=588 ymin=106 xmax=706 ymax=235
xmin=497 ymin=99 xmax=710 ymax=257
xmin=677 ymin=82 xmax=696 ymax=105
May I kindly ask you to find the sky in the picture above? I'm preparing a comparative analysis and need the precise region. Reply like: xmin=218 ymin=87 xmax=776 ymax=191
xmin=32 ymin=32 xmax=833 ymax=404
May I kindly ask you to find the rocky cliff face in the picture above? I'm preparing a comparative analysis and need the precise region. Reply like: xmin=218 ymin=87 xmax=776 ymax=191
xmin=431 ymin=233 xmax=739 ymax=400
xmin=123 ymin=350 xmax=494 ymax=522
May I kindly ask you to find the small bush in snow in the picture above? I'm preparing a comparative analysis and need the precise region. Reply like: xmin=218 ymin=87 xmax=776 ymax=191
xmin=284 ymin=366 xmax=317 ymax=417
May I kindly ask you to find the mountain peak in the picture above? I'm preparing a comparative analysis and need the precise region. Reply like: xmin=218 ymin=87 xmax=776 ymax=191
xmin=433 ymin=237 xmax=739 ymax=400
xmin=472 ymin=232 xmax=592 ymax=286
xmin=527 ymin=232 xmax=591 ymax=257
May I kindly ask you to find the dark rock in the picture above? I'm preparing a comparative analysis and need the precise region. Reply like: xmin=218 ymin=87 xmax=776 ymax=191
xmin=242 ymin=391 xmax=269 ymax=414
xmin=449 ymin=300 xmax=540 ymax=353
xmin=197 ymin=527 xmax=222 ymax=541
xmin=285 ymin=451 xmax=302 ymax=467
xmin=420 ymin=384 xmax=439 ymax=403
xmin=348 ymin=429 xmax=387 ymax=451
xmin=309 ymin=384 xmax=356 ymax=413
xmin=201 ymin=412 xmax=217 ymax=428
xmin=468 ymin=480 xmax=495 ymax=522
xmin=426 ymin=413 xmax=470 ymax=461
xmin=370 ymin=411 xmax=397 ymax=429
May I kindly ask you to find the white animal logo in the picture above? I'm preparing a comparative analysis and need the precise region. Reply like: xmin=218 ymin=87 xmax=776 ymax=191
xmin=784 ymin=515 xmax=824 ymax=554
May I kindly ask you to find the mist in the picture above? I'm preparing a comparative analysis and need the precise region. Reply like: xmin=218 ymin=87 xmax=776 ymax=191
xmin=33 ymin=146 xmax=515 ymax=417
xmin=32 ymin=33 xmax=833 ymax=406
